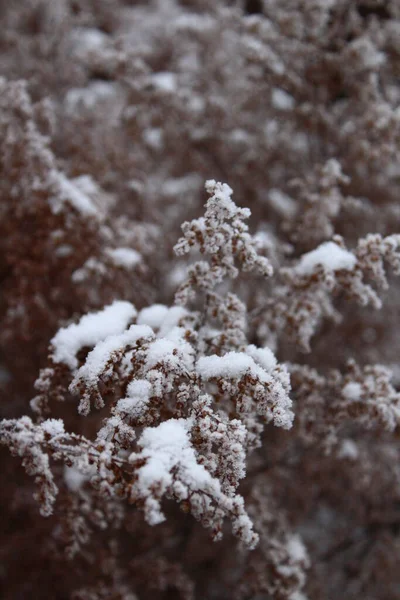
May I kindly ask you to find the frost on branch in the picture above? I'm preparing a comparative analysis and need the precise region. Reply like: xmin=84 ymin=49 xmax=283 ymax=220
xmin=290 ymin=360 xmax=400 ymax=450
xmin=282 ymin=160 xmax=350 ymax=251
xmin=11 ymin=182 xmax=295 ymax=551
xmin=174 ymin=180 xmax=273 ymax=305
xmin=197 ymin=348 xmax=293 ymax=432
xmin=255 ymin=232 xmax=400 ymax=352
xmin=294 ymin=241 xmax=356 ymax=276
xmin=0 ymin=416 xmax=61 ymax=516
xmin=0 ymin=77 xmax=159 ymax=398
xmin=3 ymin=2 xmax=400 ymax=597
xmin=129 ymin=418 xmax=258 ymax=548
xmin=51 ymin=300 xmax=138 ymax=370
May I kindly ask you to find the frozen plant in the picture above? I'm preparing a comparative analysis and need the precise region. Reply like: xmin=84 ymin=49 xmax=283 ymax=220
xmin=2 ymin=2 xmax=400 ymax=599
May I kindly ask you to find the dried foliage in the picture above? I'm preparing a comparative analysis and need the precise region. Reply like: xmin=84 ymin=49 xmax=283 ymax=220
xmin=2 ymin=1 xmax=400 ymax=599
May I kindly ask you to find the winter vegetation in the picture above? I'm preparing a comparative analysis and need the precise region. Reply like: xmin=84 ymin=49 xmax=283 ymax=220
xmin=1 ymin=1 xmax=400 ymax=599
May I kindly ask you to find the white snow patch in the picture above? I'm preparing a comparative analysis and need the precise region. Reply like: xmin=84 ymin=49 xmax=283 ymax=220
xmin=296 ymin=242 xmax=356 ymax=275
xmin=268 ymin=189 xmax=296 ymax=218
xmin=130 ymin=418 xmax=216 ymax=524
xmin=137 ymin=305 xmax=188 ymax=337
xmin=72 ymin=324 xmax=153 ymax=388
xmin=70 ymin=27 xmax=108 ymax=54
xmin=64 ymin=466 xmax=88 ymax=492
xmin=197 ymin=352 xmax=271 ymax=383
xmin=286 ymin=534 xmax=308 ymax=563
xmin=117 ymin=379 xmax=152 ymax=419
xmin=338 ymin=439 xmax=359 ymax=460
xmin=72 ymin=257 xmax=106 ymax=283
xmin=143 ymin=128 xmax=163 ymax=149
xmin=41 ymin=419 xmax=65 ymax=436
xmin=342 ymin=381 xmax=362 ymax=401
xmin=150 ymin=72 xmax=177 ymax=93
xmin=137 ymin=305 xmax=169 ymax=330
xmin=271 ymin=88 xmax=295 ymax=111
xmin=65 ymin=82 xmax=117 ymax=112
xmin=106 ymin=247 xmax=142 ymax=268
xmin=205 ymin=180 xmax=249 ymax=220
xmin=145 ymin=338 xmax=193 ymax=371
xmin=51 ymin=301 xmax=137 ymax=369
xmin=55 ymin=245 xmax=73 ymax=258
xmin=50 ymin=172 xmax=98 ymax=217
xmin=245 ymin=345 xmax=277 ymax=372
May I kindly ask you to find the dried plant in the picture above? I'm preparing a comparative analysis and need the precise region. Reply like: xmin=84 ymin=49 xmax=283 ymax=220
xmin=2 ymin=1 xmax=400 ymax=599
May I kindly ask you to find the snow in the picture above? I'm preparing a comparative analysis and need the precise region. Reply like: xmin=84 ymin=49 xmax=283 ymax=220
xmin=162 ymin=174 xmax=202 ymax=197
xmin=289 ymin=593 xmax=309 ymax=600
xmin=70 ymin=27 xmax=108 ymax=54
xmin=159 ymin=307 xmax=189 ymax=337
xmin=230 ymin=129 xmax=251 ymax=143
xmin=168 ymin=264 xmax=188 ymax=287
xmin=117 ymin=379 xmax=152 ymax=418
xmin=54 ymin=245 xmax=73 ymax=258
xmin=106 ymin=247 xmax=142 ymax=268
xmin=173 ymin=13 xmax=216 ymax=33
xmin=351 ymin=37 xmax=385 ymax=70
xmin=130 ymin=418 xmax=217 ymax=524
xmin=205 ymin=180 xmax=249 ymax=220
xmin=137 ymin=305 xmax=188 ymax=336
xmin=242 ymin=35 xmax=285 ymax=75
xmin=41 ymin=419 xmax=65 ymax=436
xmin=197 ymin=352 xmax=271 ymax=383
xmin=150 ymin=72 xmax=177 ymax=93
xmin=342 ymin=381 xmax=362 ymax=401
xmin=271 ymin=88 xmax=295 ymax=111
xmin=72 ymin=257 xmax=106 ymax=283
xmin=64 ymin=466 xmax=88 ymax=492
xmin=286 ymin=534 xmax=308 ymax=563
xmin=145 ymin=337 xmax=194 ymax=372
xmin=145 ymin=339 xmax=178 ymax=370
xmin=72 ymin=324 xmax=153 ymax=388
xmin=51 ymin=301 xmax=137 ymax=369
xmin=143 ymin=128 xmax=163 ymax=149
xmin=50 ymin=172 xmax=98 ymax=216
xmin=246 ymin=344 xmax=277 ymax=372
xmin=137 ymin=305 xmax=169 ymax=330
xmin=338 ymin=439 xmax=359 ymax=460
xmin=295 ymin=241 xmax=357 ymax=275
xmin=72 ymin=175 xmax=101 ymax=196
xmin=65 ymin=82 xmax=117 ymax=112
xmin=268 ymin=189 xmax=296 ymax=217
